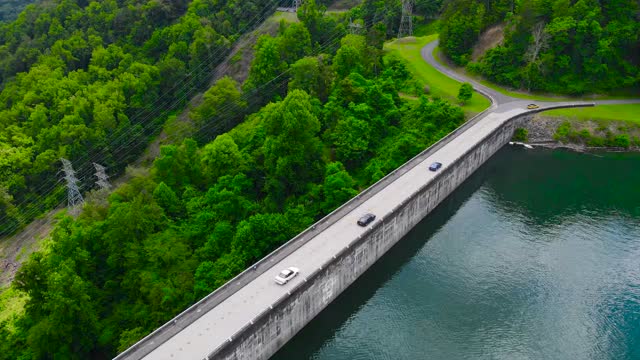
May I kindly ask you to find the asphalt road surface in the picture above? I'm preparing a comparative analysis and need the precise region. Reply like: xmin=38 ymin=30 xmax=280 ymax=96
xmin=139 ymin=102 xmax=592 ymax=360
xmin=421 ymin=40 xmax=640 ymax=108
xmin=122 ymin=38 xmax=638 ymax=360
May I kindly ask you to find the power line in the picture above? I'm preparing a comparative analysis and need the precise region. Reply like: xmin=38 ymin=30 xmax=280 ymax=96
xmin=1 ymin=13 xmax=363 ymax=243
xmin=0 ymin=0 xmax=283 ymax=226
xmin=348 ymin=18 xmax=363 ymax=34
xmin=93 ymin=163 xmax=112 ymax=190
xmin=60 ymin=158 xmax=84 ymax=214
xmin=2 ymin=21 xmax=354 ymax=248
xmin=0 ymin=22 xmax=360 ymax=282
xmin=398 ymin=0 xmax=414 ymax=38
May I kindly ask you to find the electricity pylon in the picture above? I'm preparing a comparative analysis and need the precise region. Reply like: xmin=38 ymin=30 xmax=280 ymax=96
xmin=93 ymin=163 xmax=112 ymax=190
xmin=398 ymin=0 xmax=414 ymax=38
xmin=348 ymin=18 xmax=363 ymax=34
xmin=60 ymin=158 xmax=84 ymax=214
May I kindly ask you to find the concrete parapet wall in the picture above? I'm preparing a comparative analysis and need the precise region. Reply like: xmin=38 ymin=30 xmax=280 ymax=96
xmin=116 ymin=93 xmax=497 ymax=360
xmin=208 ymin=113 xmax=529 ymax=360
xmin=116 ymin=102 xmax=592 ymax=360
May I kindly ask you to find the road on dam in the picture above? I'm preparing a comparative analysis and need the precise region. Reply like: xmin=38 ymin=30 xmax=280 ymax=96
xmin=117 ymin=39 xmax=639 ymax=360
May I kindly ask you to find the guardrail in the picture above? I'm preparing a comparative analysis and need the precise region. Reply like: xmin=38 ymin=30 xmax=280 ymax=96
xmin=115 ymin=97 xmax=497 ymax=360
xmin=205 ymin=209 xmax=389 ymax=358
xmin=117 ymin=85 xmax=595 ymax=358
xmin=116 ymin=28 xmax=599 ymax=357
xmin=204 ymin=100 xmax=597 ymax=359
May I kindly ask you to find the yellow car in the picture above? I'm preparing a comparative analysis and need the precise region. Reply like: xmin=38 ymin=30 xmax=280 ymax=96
xmin=527 ymin=104 xmax=539 ymax=109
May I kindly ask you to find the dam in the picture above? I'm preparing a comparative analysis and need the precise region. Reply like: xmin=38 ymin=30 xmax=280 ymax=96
xmin=115 ymin=97 xmax=592 ymax=360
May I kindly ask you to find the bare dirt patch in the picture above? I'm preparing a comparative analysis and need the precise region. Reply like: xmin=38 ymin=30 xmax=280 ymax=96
xmin=135 ymin=11 xmax=295 ymax=169
xmin=0 ymin=12 xmax=299 ymax=290
xmin=0 ymin=209 xmax=63 ymax=287
xmin=396 ymin=36 xmax=418 ymax=44
xmin=472 ymin=24 xmax=504 ymax=61
xmin=328 ymin=0 xmax=362 ymax=11
xmin=398 ymin=92 xmax=419 ymax=101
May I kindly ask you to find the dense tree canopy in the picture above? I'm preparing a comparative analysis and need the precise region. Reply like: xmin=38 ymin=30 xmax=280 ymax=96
xmin=457 ymin=82 xmax=473 ymax=104
xmin=0 ymin=0 xmax=279 ymax=235
xmin=2 ymin=3 xmax=470 ymax=359
xmin=0 ymin=0 xmax=446 ymax=239
xmin=441 ymin=0 xmax=640 ymax=94
xmin=262 ymin=89 xmax=324 ymax=207
xmin=2 ymin=0 xmax=636 ymax=358
xmin=0 ymin=0 xmax=35 ymax=22
xmin=288 ymin=55 xmax=334 ymax=102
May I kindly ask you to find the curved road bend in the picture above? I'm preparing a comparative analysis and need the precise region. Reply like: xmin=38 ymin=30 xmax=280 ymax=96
xmin=127 ymin=104 xmax=590 ymax=360
xmin=421 ymin=39 xmax=640 ymax=108
xmin=118 ymin=40 xmax=634 ymax=360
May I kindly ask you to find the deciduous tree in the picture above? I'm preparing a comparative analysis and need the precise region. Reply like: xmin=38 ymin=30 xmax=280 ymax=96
xmin=262 ymin=90 xmax=324 ymax=205
xmin=457 ymin=82 xmax=473 ymax=104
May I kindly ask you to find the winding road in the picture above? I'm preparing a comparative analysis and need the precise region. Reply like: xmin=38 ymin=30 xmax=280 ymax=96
xmin=116 ymin=39 xmax=639 ymax=360
xmin=422 ymin=39 xmax=640 ymax=110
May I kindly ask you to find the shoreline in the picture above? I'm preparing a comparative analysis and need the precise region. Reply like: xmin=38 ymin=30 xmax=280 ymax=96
xmin=524 ymin=141 xmax=640 ymax=153
xmin=519 ymin=114 xmax=640 ymax=153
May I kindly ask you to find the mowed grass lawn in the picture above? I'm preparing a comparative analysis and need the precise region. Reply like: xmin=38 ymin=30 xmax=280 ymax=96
xmin=432 ymin=47 xmax=578 ymax=102
xmin=384 ymin=35 xmax=491 ymax=114
xmin=430 ymin=41 xmax=640 ymax=103
xmin=545 ymin=104 xmax=640 ymax=124
xmin=387 ymin=34 xmax=639 ymax=123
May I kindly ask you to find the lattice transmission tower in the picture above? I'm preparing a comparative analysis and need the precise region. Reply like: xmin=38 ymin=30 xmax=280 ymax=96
xmin=398 ymin=0 xmax=414 ymax=38
xmin=292 ymin=0 xmax=301 ymax=11
xmin=93 ymin=163 xmax=112 ymax=190
xmin=60 ymin=158 xmax=84 ymax=213
xmin=348 ymin=18 xmax=363 ymax=34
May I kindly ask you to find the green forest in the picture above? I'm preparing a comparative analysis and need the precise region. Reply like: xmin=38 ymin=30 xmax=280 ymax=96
xmin=0 ymin=0 xmax=441 ymax=240
xmin=0 ymin=0 xmax=37 ymax=23
xmin=0 ymin=0 xmax=299 ymax=236
xmin=3 ymin=0 xmax=636 ymax=356
xmin=0 ymin=0 xmax=463 ymax=358
xmin=440 ymin=0 xmax=640 ymax=94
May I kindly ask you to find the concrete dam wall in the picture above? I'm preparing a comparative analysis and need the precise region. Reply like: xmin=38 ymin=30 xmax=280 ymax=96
xmin=208 ymin=113 xmax=529 ymax=360
xmin=117 ymin=102 xmax=593 ymax=360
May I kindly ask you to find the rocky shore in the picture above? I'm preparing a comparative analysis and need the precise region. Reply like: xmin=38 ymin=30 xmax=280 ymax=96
xmin=518 ymin=114 xmax=640 ymax=152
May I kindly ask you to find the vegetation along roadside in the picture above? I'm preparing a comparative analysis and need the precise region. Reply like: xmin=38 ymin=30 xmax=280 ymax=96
xmin=0 ymin=0 xmax=638 ymax=358
xmin=0 ymin=1 xmax=463 ymax=358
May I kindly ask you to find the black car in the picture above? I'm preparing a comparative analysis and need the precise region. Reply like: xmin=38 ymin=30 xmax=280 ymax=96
xmin=357 ymin=213 xmax=376 ymax=227
xmin=429 ymin=162 xmax=443 ymax=171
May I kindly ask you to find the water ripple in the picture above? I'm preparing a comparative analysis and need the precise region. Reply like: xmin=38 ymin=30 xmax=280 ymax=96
xmin=273 ymin=149 xmax=640 ymax=360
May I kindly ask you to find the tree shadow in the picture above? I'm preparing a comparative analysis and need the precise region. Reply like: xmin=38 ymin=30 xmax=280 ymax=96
xmin=271 ymin=146 xmax=505 ymax=359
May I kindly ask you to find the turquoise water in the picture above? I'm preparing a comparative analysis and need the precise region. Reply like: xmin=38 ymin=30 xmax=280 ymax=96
xmin=273 ymin=148 xmax=640 ymax=360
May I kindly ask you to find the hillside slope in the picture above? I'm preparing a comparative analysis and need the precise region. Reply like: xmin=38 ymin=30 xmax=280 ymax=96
xmin=440 ymin=0 xmax=640 ymax=94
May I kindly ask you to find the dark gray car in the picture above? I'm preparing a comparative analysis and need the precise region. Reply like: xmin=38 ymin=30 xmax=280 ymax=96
xmin=357 ymin=213 xmax=376 ymax=227
xmin=429 ymin=162 xmax=443 ymax=171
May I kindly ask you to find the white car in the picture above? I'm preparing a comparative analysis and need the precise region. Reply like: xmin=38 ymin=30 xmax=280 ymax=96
xmin=274 ymin=267 xmax=299 ymax=285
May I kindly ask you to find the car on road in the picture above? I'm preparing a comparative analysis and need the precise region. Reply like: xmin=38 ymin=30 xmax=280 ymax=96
xmin=429 ymin=162 xmax=443 ymax=171
xmin=527 ymin=104 xmax=539 ymax=109
xmin=275 ymin=267 xmax=299 ymax=285
xmin=357 ymin=213 xmax=376 ymax=227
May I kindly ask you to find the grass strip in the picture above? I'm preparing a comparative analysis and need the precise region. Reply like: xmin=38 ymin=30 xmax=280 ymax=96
xmin=544 ymin=104 xmax=640 ymax=125
xmin=385 ymin=35 xmax=491 ymax=114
